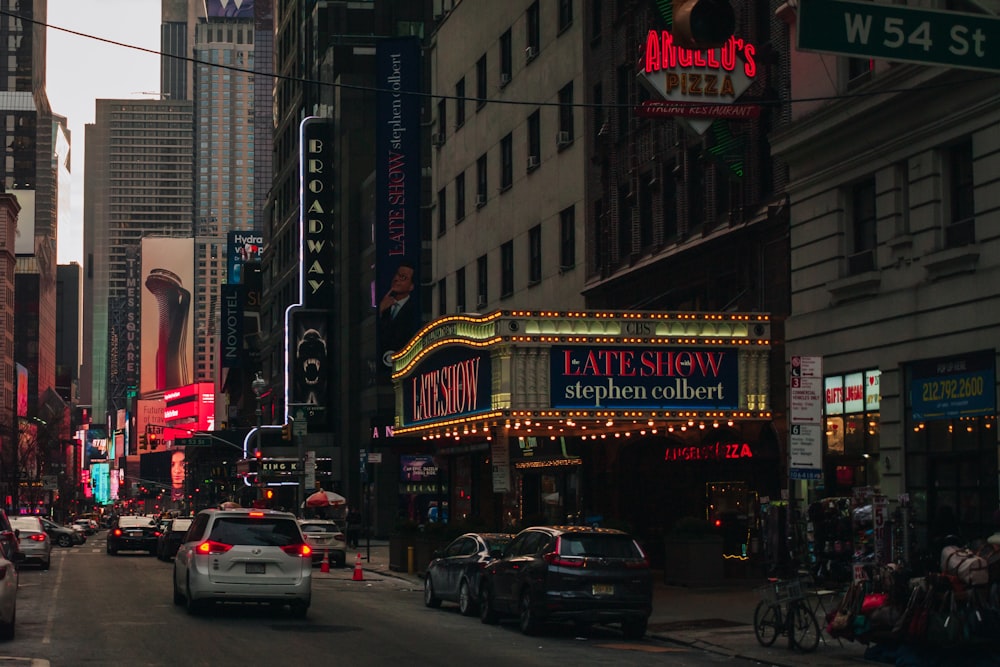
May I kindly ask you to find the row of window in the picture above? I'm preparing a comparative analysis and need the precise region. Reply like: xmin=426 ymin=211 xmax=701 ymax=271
xmin=846 ymin=138 xmax=975 ymax=276
xmin=434 ymin=205 xmax=576 ymax=315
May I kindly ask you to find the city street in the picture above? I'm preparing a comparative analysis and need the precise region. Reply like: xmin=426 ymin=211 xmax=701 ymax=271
xmin=0 ymin=533 xmax=739 ymax=667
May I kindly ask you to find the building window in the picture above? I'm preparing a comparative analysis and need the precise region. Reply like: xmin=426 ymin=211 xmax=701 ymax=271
xmin=455 ymin=77 xmax=466 ymax=128
xmin=946 ymin=139 xmax=975 ymax=247
xmin=456 ymin=267 xmax=466 ymax=312
xmin=560 ymin=205 xmax=576 ymax=270
xmin=476 ymin=55 xmax=487 ymax=109
xmin=526 ymin=1 xmax=540 ymax=57
xmin=558 ymin=0 xmax=573 ymax=33
xmin=437 ymin=186 xmax=447 ymax=235
xmin=477 ymin=255 xmax=488 ymax=308
xmin=529 ymin=224 xmax=542 ymax=284
xmin=476 ymin=153 xmax=488 ymax=207
xmin=558 ymin=82 xmax=574 ymax=146
xmin=500 ymin=133 xmax=513 ymax=190
xmin=437 ymin=277 xmax=447 ymax=317
xmin=499 ymin=29 xmax=512 ymax=85
xmin=824 ymin=369 xmax=882 ymax=496
xmin=591 ymin=0 xmax=602 ymax=42
xmin=592 ymin=83 xmax=603 ymax=143
xmin=501 ymin=240 xmax=514 ymax=297
xmin=455 ymin=171 xmax=466 ymax=222
xmin=849 ymin=177 xmax=877 ymax=274
xmin=527 ymin=110 xmax=541 ymax=170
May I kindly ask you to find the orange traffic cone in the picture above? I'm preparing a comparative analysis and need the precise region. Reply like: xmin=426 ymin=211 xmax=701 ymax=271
xmin=352 ymin=552 xmax=364 ymax=581
xmin=320 ymin=550 xmax=330 ymax=573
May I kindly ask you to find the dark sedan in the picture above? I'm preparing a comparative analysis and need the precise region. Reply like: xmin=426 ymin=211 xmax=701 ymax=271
xmin=40 ymin=518 xmax=83 ymax=547
xmin=107 ymin=516 xmax=160 ymax=556
xmin=424 ymin=532 xmax=513 ymax=616
xmin=156 ymin=518 xmax=192 ymax=561
xmin=478 ymin=526 xmax=653 ymax=638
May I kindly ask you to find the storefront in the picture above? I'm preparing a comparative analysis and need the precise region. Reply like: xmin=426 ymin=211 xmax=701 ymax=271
xmin=390 ymin=310 xmax=777 ymax=565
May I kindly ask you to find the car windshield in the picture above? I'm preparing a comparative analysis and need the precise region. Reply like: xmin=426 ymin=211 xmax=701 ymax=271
xmin=118 ymin=517 xmax=155 ymax=528
xmin=208 ymin=517 xmax=301 ymax=547
xmin=10 ymin=518 xmax=40 ymax=531
xmin=171 ymin=519 xmax=192 ymax=532
xmin=559 ymin=534 xmax=641 ymax=558
xmin=484 ymin=535 xmax=512 ymax=551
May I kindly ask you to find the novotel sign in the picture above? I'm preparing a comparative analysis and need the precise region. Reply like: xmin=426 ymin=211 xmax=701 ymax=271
xmin=639 ymin=30 xmax=758 ymax=134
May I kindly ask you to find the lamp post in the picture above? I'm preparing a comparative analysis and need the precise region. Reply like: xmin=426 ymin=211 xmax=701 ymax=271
xmin=251 ymin=372 xmax=267 ymax=430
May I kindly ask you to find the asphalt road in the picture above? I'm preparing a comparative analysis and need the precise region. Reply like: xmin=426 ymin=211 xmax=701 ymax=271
xmin=0 ymin=532 xmax=744 ymax=666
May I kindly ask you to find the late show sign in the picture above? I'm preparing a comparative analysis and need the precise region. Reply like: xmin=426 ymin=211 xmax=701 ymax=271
xmin=402 ymin=347 xmax=493 ymax=426
xmin=640 ymin=31 xmax=758 ymax=134
xmin=550 ymin=346 xmax=739 ymax=411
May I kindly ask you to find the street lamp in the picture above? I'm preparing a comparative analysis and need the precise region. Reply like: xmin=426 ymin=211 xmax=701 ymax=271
xmin=251 ymin=372 xmax=268 ymax=430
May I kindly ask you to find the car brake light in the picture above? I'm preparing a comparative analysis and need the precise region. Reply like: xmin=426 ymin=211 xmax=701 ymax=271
xmin=28 ymin=533 xmax=46 ymax=542
xmin=154 ymin=531 xmax=162 ymax=537
xmin=543 ymin=552 xmax=586 ymax=568
xmin=248 ymin=511 xmax=265 ymax=518
xmin=196 ymin=540 xmax=233 ymax=555
xmin=280 ymin=543 xmax=312 ymax=557
xmin=113 ymin=528 xmax=123 ymax=537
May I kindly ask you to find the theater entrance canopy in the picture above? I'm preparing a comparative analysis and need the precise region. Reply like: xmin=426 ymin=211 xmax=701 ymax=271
xmin=390 ymin=310 xmax=772 ymax=440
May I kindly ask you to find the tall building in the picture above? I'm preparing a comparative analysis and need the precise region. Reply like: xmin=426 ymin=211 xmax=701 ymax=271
xmin=0 ymin=194 xmax=18 ymax=456
xmin=82 ymin=98 xmax=194 ymax=419
xmin=55 ymin=262 xmax=81 ymax=404
xmin=3 ymin=1 xmax=58 ymax=419
xmin=776 ymin=2 xmax=1000 ymax=551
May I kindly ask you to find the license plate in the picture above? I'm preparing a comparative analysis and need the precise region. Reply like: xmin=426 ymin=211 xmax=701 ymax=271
xmin=246 ymin=563 xmax=266 ymax=574
xmin=592 ymin=584 xmax=614 ymax=596
xmin=128 ymin=531 xmax=141 ymax=537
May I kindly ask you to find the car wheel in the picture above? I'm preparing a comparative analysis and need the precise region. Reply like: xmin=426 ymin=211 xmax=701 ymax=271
xmin=519 ymin=588 xmax=541 ymax=636
xmin=423 ymin=576 xmax=441 ymax=608
xmin=289 ymin=601 xmax=309 ymax=619
xmin=172 ymin=570 xmax=185 ymax=606
xmin=0 ymin=604 xmax=14 ymax=641
xmin=479 ymin=584 xmax=498 ymax=625
xmin=57 ymin=535 xmax=72 ymax=548
xmin=458 ymin=580 xmax=477 ymax=616
xmin=185 ymin=577 xmax=203 ymax=616
xmin=622 ymin=615 xmax=648 ymax=640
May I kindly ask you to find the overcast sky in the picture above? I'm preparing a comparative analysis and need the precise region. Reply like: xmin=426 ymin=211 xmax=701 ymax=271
xmin=46 ymin=0 xmax=162 ymax=266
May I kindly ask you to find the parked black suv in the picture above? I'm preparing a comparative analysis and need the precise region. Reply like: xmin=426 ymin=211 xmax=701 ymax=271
xmin=107 ymin=515 xmax=160 ymax=555
xmin=478 ymin=526 xmax=653 ymax=638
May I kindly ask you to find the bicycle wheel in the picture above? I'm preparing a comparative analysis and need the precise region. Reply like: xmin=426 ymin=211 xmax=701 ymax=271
xmin=789 ymin=599 xmax=821 ymax=652
xmin=753 ymin=600 xmax=781 ymax=647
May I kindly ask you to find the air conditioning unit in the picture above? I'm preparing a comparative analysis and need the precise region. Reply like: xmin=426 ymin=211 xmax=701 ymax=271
xmin=525 ymin=45 xmax=538 ymax=61
xmin=527 ymin=155 xmax=540 ymax=170
xmin=499 ymin=72 xmax=511 ymax=87
xmin=556 ymin=131 xmax=571 ymax=147
xmin=475 ymin=194 xmax=487 ymax=208
xmin=431 ymin=132 xmax=445 ymax=147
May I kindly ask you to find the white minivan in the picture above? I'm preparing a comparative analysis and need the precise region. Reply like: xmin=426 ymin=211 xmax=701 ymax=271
xmin=173 ymin=508 xmax=312 ymax=617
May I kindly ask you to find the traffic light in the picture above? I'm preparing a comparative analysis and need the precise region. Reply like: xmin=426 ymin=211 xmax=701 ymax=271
xmin=148 ymin=432 xmax=159 ymax=450
xmin=281 ymin=422 xmax=292 ymax=441
xmin=672 ymin=0 xmax=735 ymax=51
xmin=138 ymin=434 xmax=147 ymax=450
xmin=265 ymin=489 xmax=274 ymax=500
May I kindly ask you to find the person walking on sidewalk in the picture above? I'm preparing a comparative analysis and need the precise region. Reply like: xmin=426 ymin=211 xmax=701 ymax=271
xmin=346 ymin=507 xmax=362 ymax=548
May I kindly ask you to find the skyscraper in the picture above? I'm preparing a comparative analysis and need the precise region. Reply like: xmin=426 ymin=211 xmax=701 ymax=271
xmin=82 ymin=99 xmax=194 ymax=419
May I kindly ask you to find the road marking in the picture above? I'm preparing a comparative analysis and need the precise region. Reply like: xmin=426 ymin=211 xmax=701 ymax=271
xmin=41 ymin=551 xmax=65 ymax=645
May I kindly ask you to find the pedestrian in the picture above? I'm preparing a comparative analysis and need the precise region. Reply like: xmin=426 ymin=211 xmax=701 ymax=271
xmin=346 ymin=507 xmax=362 ymax=548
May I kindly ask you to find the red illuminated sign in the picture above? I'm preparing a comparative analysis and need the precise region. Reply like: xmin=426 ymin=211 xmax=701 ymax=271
xmin=637 ymin=101 xmax=760 ymax=119
xmin=664 ymin=442 xmax=753 ymax=462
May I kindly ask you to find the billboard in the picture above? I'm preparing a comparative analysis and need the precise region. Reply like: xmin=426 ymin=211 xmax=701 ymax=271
xmin=15 ymin=363 xmax=27 ymax=418
xmin=375 ymin=37 xmax=423 ymax=369
xmin=140 ymin=448 xmax=187 ymax=501
xmin=163 ymin=383 xmax=215 ymax=432
xmin=12 ymin=189 xmax=35 ymax=254
xmin=206 ymin=0 xmax=254 ymax=19
xmin=289 ymin=309 xmax=330 ymax=407
xmin=135 ymin=398 xmax=165 ymax=453
xmin=226 ymin=230 xmax=263 ymax=284
xmin=220 ymin=283 xmax=244 ymax=368
xmin=140 ymin=237 xmax=195 ymax=393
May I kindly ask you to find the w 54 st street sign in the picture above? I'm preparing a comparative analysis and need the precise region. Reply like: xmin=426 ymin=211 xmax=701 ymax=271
xmin=797 ymin=0 xmax=1000 ymax=72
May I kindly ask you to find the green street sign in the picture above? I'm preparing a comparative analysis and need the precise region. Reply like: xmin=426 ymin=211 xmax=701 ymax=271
xmin=798 ymin=0 xmax=1000 ymax=72
xmin=176 ymin=436 xmax=213 ymax=448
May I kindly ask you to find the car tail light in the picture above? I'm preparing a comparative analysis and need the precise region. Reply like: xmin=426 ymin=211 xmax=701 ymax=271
xmin=248 ymin=511 xmax=265 ymax=518
xmin=196 ymin=540 xmax=232 ymax=555
xmin=624 ymin=558 xmax=650 ymax=569
xmin=113 ymin=528 xmax=123 ymax=537
xmin=280 ymin=543 xmax=312 ymax=558
xmin=28 ymin=533 xmax=46 ymax=542
xmin=154 ymin=531 xmax=162 ymax=537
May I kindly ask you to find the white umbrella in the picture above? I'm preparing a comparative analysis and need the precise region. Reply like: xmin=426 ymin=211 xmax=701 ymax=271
xmin=304 ymin=490 xmax=346 ymax=508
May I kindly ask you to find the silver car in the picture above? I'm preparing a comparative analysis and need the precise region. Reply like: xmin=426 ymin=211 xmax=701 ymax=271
xmin=173 ymin=508 xmax=312 ymax=616
xmin=298 ymin=519 xmax=346 ymax=568
xmin=9 ymin=517 xmax=51 ymax=570
xmin=0 ymin=538 xmax=19 ymax=639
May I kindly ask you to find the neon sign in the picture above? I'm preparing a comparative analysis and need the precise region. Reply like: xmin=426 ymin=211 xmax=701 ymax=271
xmin=664 ymin=441 xmax=753 ymax=462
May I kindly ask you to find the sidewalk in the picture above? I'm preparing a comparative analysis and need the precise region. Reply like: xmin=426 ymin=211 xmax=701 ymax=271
xmin=323 ymin=541 xmax=871 ymax=667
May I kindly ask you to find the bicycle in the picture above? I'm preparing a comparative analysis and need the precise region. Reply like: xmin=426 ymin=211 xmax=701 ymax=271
xmin=753 ymin=577 xmax=821 ymax=652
